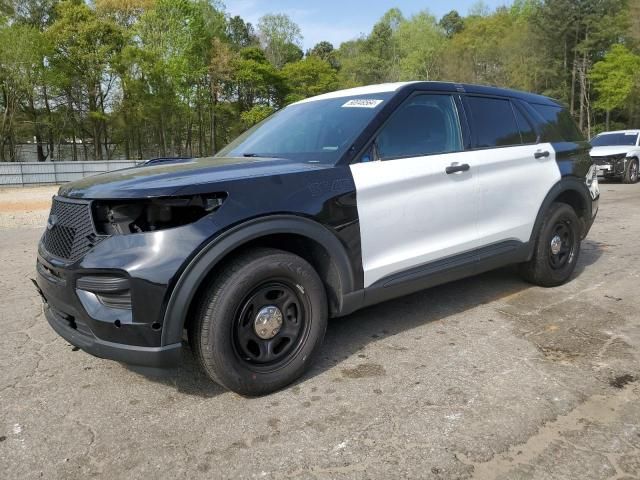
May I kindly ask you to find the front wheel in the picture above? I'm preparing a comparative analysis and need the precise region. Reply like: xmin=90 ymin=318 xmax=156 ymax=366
xmin=189 ymin=248 xmax=327 ymax=396
xmin=518 ymin=203 xmax=581 ymax=287
xmin=623 ymin=158 xmax=639 ymax=184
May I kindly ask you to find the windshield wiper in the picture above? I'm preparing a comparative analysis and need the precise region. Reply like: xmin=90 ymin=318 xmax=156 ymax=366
xmin=242 ymin=153 xmax=264 ymax=157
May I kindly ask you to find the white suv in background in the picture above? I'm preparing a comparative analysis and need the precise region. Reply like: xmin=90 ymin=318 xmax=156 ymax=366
xmin=590 ymin=130 xmax=640 ymax=183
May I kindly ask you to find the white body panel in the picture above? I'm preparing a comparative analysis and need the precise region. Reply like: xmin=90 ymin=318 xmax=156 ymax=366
xmin=292 ymin=82 xmax=417 ymax=105
xmin=473 ymin=143 xmax=561 ymax=246
xmin=350 ymin=152 xmax=479 ymax=288
xmin=352 ymin=145 xmax=562 ymax=288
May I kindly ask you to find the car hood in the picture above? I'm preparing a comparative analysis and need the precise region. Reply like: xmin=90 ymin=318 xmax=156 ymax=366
xmin=58 ymin=157 xmax=328 ymax=199
xmin=590 ymin=146 xmax=634 ymax=157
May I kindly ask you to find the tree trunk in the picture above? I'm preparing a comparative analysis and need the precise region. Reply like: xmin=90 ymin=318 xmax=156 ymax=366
xmin=606 ymin=110 xmax=610 ymax=131
xmin=43 ymin=85 xmax=54 ymax=160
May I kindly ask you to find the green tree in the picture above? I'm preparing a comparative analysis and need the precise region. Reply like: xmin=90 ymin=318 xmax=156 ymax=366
xmin=282 ymin=56 xmax=338 ymax=103
xmin=439 ymin=10 xmax=464 ymax=38
xmin=47 ymin=1 xmax=125 ymax=160
xmin=591 ymin=44 xmax=640 ymax=129
xmin=257 ymin=13 xmax=303 ymax=68
xmin=396 ymin=11 xmax=446 ymax=80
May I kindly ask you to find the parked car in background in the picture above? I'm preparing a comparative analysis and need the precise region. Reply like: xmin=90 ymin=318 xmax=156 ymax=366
xmin=35 ymin=81 xmax=598 ymax=396
xmin=590 ymin=130 xmax=640 ymax=183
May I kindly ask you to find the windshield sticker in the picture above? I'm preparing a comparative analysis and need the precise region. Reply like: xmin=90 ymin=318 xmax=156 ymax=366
xmin=342 ymin=99 xmax=384 ymax=108
xmin=625 ymin=132 xmax=637 ymax=135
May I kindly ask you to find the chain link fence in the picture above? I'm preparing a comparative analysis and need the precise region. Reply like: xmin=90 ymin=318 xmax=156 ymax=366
xmin=0 ymin=161 xmax=145 ymax=187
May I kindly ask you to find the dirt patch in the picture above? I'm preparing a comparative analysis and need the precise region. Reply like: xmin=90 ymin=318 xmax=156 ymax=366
xmin=341 ymin=363 xmax=386 ymax=378
xmin=610 ymin=374 xmax=636 ymax=389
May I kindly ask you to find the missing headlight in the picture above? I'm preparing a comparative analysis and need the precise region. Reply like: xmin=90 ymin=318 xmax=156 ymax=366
xmin=93 ymin=194 xmax=226 ymax=235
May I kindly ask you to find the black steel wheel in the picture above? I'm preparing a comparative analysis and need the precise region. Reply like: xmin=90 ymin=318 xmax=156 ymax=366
xmin=547 ymin=221 xmax=576 ymax=270
xmin=189 ymin=248 xmax=327 ymax=396
xmin=233 ymin=281 xmax=309 ymax=369
xmin=519 ymin=202 xmax=581 ymax=287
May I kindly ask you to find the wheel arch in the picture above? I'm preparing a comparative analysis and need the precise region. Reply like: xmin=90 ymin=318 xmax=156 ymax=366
xmin=160 ymin=215 xmax=357 ymax=346
xmin=529 ymin=178 xmax=593 ymax=250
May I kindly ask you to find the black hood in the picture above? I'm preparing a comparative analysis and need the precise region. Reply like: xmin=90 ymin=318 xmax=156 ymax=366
xmin=58 ymin=156 xmax=328 ymax=199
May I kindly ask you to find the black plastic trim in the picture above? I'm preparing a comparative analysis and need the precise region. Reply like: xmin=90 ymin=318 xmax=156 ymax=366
xmin=44 ymin=304 xmax=181 ymax=367
xmin=161 ymin=214 xmax=356 ymax=346
xmin=337 ymin=240 xmax=531 ymax=315
xmin=76 ymin=275 xmax=129 ymax=293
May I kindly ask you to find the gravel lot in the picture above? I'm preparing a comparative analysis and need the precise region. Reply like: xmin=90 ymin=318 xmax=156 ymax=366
xmin=1 ymin=183 xmax=639 ymax=479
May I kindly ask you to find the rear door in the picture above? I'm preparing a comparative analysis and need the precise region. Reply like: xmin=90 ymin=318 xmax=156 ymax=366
xmin=350 ymin=93 xmax=480 ymax=288
xmin=462 ymin=95 xmax=560 ymax=248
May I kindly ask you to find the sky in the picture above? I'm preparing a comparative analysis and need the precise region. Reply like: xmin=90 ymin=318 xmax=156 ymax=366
xmin=222 ymin=0 xmax=513 ymax=51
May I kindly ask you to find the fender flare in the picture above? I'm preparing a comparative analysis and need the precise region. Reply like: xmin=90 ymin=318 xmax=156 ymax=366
xmin=160 ymin=214 xmax=356 ymax=346
xmin=529 ymin=177 xmax=593 ymax=248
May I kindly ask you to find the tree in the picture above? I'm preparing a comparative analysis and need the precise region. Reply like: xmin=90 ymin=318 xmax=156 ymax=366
xmin=227 ymin=15 xmax=257 ymax=49
xmin=282 ymin=56 xmax=338 ymax=103
xmin=0 ymin=24 xmax=48 ymax=160
xmin=257 ymin=13 xmax=303 ymax=68
xmin=396 ymin=11 xmax=446 ymax=81
xmin=46 ymin=1 xmax=125 ymax=160
xmin=439 ymin=10 xmax=464 ymax=37
xmin=591 ymin=44 xmax=640 ymax=129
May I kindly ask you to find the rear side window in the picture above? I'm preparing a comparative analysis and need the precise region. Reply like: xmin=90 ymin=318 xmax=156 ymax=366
xmin=530 ymin=104 xmax=584 ymax=142
xmin=376 ymin=94 xmax=463 ymax=160
xmin=465 ymin=96 xmax=522 ymax=148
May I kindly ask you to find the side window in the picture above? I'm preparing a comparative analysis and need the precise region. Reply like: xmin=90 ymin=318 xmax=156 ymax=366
xmin=375 ymin=94 xmax=462 ymax=160
xmin=465 ymin=96 xmax=522 ymax=148
xmin=530 ymin=103 xmax=585 ymax=142
xmin=513 ymin=104 xmax=538 ymax=144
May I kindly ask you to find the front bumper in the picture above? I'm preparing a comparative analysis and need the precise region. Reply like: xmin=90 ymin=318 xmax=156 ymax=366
xmin=42 ymin=300 xmax=181 ymax=367
xmin=34 ymin=263 xmax=182 ymax=367
xmin=592 ymin=156 xmax=627 ymax=177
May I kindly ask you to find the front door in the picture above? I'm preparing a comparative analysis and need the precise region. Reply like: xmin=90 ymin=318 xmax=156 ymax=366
xmin=350 ymin=93 xmax=480 ymax=288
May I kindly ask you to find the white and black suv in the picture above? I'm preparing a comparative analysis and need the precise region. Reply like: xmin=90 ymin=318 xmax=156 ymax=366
xmin=35 ymin=82 xmax=599 ymax=395
xmin=590 ymin=129 xmax=640 ymax=183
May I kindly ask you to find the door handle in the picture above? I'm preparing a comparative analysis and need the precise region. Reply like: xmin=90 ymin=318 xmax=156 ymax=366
xmin=445 ymin=163 xmax=470 ymax=174
xmin=534 ymin=150 xmax=550 ymax=159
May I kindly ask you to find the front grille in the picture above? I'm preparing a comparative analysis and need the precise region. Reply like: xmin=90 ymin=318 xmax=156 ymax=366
xmin=41 ymin=197 xmax=106 ymax=262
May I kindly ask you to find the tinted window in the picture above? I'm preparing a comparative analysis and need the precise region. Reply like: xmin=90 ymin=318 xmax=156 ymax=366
xmin=591 ymin=132 xmax=638 ymax=147
xmin=466 ymin=96 xmax=522 ymax=148
xmin=530 ymin=104 xmax=584 ymax=142
xmin=216 ymin=93 xmax=393 ymax=164
xmin=376 ymin=94 xmax=462 ymax=160
xmin=513 ymin=105 xmax=537 ymax=144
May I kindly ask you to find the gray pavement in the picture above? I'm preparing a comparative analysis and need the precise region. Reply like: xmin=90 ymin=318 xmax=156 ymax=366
xmin=1 ymin=183 xmax=639 ymax=479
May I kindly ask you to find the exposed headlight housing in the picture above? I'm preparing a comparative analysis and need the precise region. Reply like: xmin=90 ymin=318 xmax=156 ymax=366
xmin=92 ymin=194 xmax=226 ymax=235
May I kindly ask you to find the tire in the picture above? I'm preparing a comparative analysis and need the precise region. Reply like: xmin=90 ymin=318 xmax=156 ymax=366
xmin=518 ymin=203 xmax=581 ymax=287
xmin=189 ymin=248 xmax=327 ymax=396
xmin=622 ymin=158 xmax=639 ymax=184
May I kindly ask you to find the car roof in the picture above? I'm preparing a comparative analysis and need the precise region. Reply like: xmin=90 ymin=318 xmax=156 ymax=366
xmin=594 ymin=129 xmax=640 ymax=135
xmin=293 ymin=81 xmax=560 ymax=107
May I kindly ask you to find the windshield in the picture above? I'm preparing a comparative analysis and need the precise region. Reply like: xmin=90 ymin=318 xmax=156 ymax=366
xmin=216 ymin=93 xmax=393 ymax=164
xmin=591 ymin=132 xmax=638 ymax=147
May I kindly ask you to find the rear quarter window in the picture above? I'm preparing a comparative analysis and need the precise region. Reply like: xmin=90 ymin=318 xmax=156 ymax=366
xmin=530 ymin=103 xmax=584 ymax=142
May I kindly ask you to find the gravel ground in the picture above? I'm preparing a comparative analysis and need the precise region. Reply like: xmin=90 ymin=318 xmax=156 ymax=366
xmin=1 ymin=182 xmax=639 ymax=479
xmin=0 ymin=185 xmax=57 ymax=228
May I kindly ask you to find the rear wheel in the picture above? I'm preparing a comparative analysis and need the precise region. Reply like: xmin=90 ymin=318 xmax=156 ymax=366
xmin=622 ymin=158 xmax=639 ymax=184
xmin=519 ymin=203 xmax=581 ymax=287
xmin=189 ymin=248 xmax=327 ymax=396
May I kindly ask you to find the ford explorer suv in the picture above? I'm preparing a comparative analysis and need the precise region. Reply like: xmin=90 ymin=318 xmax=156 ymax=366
xmin=35 ymin=82 xmax=599 ymax=396
xmin=590 ymin=129 xmax=640 ymax=183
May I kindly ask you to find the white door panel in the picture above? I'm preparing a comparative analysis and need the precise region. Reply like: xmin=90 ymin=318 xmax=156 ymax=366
xmin=475 ymin=143 xmax=560 ymax=245
xmin=351 ymin=151 xmax=479 ymax=288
